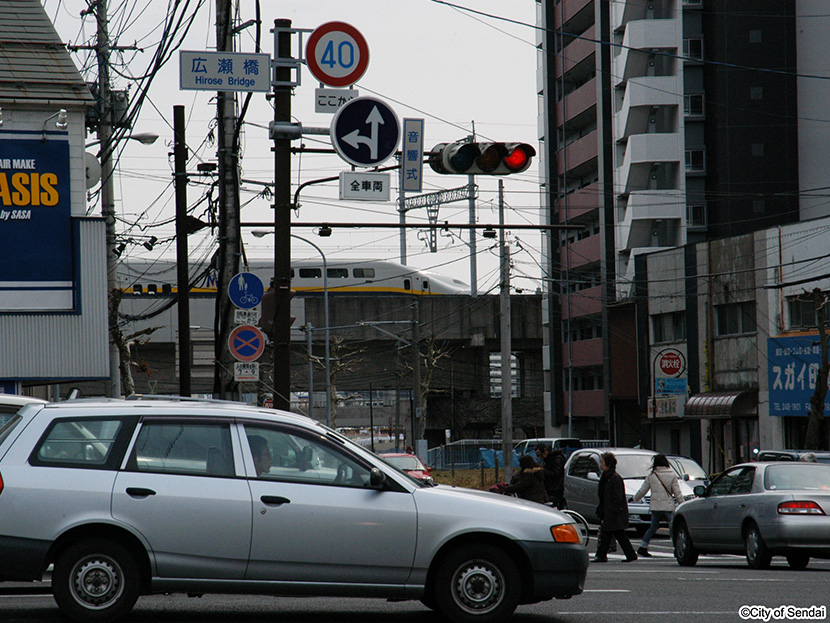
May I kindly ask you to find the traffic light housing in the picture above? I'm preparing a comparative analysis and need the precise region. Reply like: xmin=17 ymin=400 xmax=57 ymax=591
xmin=259 ymin=286 xmax=295 ymax=338
xmin=428 ymin=142 xmax=536 ymax=175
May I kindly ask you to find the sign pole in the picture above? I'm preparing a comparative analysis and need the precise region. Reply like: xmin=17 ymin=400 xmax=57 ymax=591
xmin=174 ymin=105 xmax=192 ymax=397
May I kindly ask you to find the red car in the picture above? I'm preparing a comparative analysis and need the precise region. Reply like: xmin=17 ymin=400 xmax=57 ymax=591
xmin=379 ymin=453 xmax=435 ymax=485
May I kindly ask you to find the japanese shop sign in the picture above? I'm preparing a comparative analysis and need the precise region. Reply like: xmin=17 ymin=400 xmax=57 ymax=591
xmin=768 ymin=336 xmax=830 ymax=417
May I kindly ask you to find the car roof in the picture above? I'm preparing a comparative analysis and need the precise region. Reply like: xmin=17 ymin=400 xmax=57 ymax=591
xmin=0 ymin=394 xmax=48 ymax=408
xmin=571 ymin=447 xmax=656 ymax=455
xmin=29 ymin=397 xmax=318 ymax=428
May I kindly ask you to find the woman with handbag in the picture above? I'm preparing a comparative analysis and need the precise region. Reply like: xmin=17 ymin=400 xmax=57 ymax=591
xmin=631 ymin=454 xmax=684 ymax=557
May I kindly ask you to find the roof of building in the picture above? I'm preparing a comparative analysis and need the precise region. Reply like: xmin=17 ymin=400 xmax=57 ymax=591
xmin=0 ymin=0 xmax=93 ymax=105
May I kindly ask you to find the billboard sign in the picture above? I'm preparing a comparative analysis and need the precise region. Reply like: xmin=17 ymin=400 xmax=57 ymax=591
xmin=0 ymin=139 xmax=73 ymax=311
xmin=768 ymin=335 xmax=830 ymax=417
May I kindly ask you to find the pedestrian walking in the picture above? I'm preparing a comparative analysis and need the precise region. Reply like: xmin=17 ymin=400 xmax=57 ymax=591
xmin=631 ymin=454 xmax=684 ymax=557
xmin=535 ymin=443 xmax=565 ymax=508
xmin=592 ymin=451 xmax=638 ymax=563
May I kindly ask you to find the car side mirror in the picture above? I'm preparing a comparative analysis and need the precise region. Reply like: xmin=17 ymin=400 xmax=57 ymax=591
xmin=683 ymin=473 xmax=690 ymax=481
xmin=693 ymin=484 xmax=706 ymax=497
xmin=370 ymin=467 xmax=387 ymax=489
xmin=587 ymin=472 xmax=600 ymax=482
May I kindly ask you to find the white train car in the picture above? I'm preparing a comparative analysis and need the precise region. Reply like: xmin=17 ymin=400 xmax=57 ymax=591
xmin=120 ymin=258 xmax=469 ymax=297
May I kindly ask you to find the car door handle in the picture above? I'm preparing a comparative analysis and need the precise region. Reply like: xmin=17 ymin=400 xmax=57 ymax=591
xmin=261 ymin=496 xmax=291 ymax=506
xmin=126 ymin=487 xmax=156 ymax=498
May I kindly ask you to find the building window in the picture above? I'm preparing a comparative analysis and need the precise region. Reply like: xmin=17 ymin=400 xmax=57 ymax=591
xmin=749 ymin=29 xmax=762 ymax=43
xmin=715 ymin=302 xmax=756 ymax=337
xmin=685 ymin=149 xmax=706 ymax=172
xmin=682 ymin=0 xmax=702 ymax=5
xmin=683 ymin=38 xmax=703 ymax=61
xmin=751 ymin=143 xmax=764 ymax=157
xmin=490 ymin=352 xmax=520 ymax=398
xmin=652 ymin=311 xmax=687 ymax=343
xmin=687 ymin=204 xmax=706 ymax=227
xmin=750 ymin=86 xmax=763 ymax=100
xmin=684 ymin=94 xmax=704 ymax=117
xmin=788 ymin=295 xmax=830 ymax=329
xmin=564 ymin=366 xmax=604 ymax=392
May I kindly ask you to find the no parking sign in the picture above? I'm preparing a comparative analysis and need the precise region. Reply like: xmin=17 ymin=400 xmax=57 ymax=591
xmin=228 ymin=325 xmax=265 ymax=362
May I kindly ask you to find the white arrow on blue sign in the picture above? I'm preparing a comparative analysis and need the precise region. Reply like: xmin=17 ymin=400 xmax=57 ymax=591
xmin=331 ymin=96 xmax=400 ymax=167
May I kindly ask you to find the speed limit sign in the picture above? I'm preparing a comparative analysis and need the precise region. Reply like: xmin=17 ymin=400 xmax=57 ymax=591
xmin=305 ymin=22 xmax=369 ymax=87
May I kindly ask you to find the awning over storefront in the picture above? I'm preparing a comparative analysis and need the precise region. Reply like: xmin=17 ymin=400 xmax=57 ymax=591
xmin=684 ymin=390 xmax=758 ymax=419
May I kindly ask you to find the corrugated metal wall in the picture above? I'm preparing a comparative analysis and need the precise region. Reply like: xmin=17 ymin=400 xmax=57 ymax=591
xmin=0 ymin=218 xmax=108 ymax=380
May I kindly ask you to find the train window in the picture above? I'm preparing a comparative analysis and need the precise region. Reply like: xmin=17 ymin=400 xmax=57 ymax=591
xmin=327 ymin=268 xmax=349 ymax=279
xmin=299 ymin=268 xmax=322 ymax=279
xmin=147 ymin=284 xmax=158 ymax=295
xmin=404 ymin=279 xmax=411 ymax=290
xmin=423 ymin=280 xmax=430 ymax=290
xmin=290 ymin=269 xmax=295 ymax=278
xmin=353 ymin=268 xmax=375 ymax=278
xmin=161 ymin=284 xmax=172 ymax=295
xmin=132 ymin=285 xmax=143 ymax=294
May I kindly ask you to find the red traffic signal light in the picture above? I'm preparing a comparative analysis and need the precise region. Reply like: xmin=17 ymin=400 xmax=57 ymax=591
xmin=429 ymin=141 xmax=536 ymax=175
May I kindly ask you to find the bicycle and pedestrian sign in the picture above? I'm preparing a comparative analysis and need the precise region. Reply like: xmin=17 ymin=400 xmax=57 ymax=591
xmin=228 ymin=272 xmax=264 ymax=309
xmin=305 ymin=22 xmax=369 ymax=87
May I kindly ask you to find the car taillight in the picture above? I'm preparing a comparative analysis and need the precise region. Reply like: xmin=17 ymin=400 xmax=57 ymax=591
xmin=778 ymin=501 xmax=826 ymax=515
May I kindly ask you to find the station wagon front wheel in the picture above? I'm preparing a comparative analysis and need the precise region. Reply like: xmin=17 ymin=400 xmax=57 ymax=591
xmin=53 ymin=539 xmax=140 ymax=623
xmin=433 ymin=544 xmax=520 ymax=623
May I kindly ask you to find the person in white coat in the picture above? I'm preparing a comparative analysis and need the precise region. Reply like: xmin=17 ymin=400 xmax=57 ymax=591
xmin=631 ymin=454 xmax=684 ymax=557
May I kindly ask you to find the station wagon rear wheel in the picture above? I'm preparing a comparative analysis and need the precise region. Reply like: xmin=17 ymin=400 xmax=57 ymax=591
xmin=53 ymin=539 xmax=140 ymax=623
xmin=434 ymin=544 xmax=520 ymax=623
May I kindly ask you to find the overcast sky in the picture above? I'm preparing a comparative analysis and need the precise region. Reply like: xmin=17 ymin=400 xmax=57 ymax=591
xmin=44 ymin=0 xmax=541 ymax=293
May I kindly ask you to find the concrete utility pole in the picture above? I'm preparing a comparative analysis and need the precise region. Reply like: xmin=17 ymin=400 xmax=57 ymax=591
xmin=173 ymin=105 xmax=192 ymax=396
xmin=498 ymin=180 xmax=513 ymax=483
xmin=271 ymin=19 xmax=293 ymax=411
xmin=213 ymin=0 xmax=242 ymax=399
xmin=95 ymin=0 xmax=121 ymax=398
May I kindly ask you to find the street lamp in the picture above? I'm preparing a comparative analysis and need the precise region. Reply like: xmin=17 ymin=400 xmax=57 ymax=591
xmin=251 ymin=230 xmax=332 ymax=427
xmin=85 ymin=132 xmax=159 ymax=148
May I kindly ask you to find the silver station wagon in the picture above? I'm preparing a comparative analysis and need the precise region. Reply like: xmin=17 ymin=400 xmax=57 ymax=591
xmin=0 ymin=398 xmax=588 ymax=622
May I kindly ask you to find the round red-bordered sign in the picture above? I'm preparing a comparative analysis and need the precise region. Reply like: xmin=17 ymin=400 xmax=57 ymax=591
xmin=306 ymin=21 xmax=369 ymax=87
xmin=658 ymin=351 xmax=685 ymax=377
xmin=228 ymin=325 xmax=265 ymax=362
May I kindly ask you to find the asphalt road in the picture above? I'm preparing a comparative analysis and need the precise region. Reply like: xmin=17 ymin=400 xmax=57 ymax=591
xmin=2 ymin=534 xmax=828 ymax=623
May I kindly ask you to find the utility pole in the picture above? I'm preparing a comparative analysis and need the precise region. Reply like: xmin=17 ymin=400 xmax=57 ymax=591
xmin=412 ymin=300 xmax=422 ymax=440
xmin=272 ymin=19 xmax=293 ymax=411
xmin=95 ymin=0 xmax=120 ymax=398
xmin=213 ymin=0 xmax=242 ymax=399
xmin=498 ymin=180 xmax=513 ymax=483
xmin=173 ymin=105 xmax=192 ymax=396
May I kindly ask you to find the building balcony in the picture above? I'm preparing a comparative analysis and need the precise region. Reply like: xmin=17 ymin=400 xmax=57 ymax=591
xmin=558 ymin=77 xmax=597 ymax=129
xmin=559 ymin=26 xmax=596 ymax=77
xmin=616 ymin=190 xmax=684 ymax=251
xmin=562 ymin=285 xmax=602 ymax=319
xmin=563 ymin=389 xmax=605 ymax=418
xmin=553 ymin=0 xmax=593 ymax=32
xmin=613 ymin=18 xmax=680 ymax=88
xmin=556 ymin=182 xmax=601 ymax=222
xmin=616 ymin=133 xmax=680 ymax=196
xmin=562 ymin=337 xmax=603 ymax=368
xmin=558 ymin=130 xmax=598 ymax=177
xmin=561 ymin=233 xmax=600 ymax=269
xmin=616 ymin=75 xmax=681 ymax=140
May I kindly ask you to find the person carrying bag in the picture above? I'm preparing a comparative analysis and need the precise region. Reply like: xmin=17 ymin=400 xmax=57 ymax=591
xmin=631 ymin=454 xmax=684 ymax=557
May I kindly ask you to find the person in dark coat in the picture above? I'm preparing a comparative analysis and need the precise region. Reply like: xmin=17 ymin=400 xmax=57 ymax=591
xmin=502 ymin=454 xmax=549 ymax=505
xmin=592 ymin=451 xmax=638 ymax=563
xmin=535 ymin=443 xmax=565 ymax=508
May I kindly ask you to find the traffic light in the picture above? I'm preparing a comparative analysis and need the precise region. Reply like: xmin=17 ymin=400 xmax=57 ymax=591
xmin=259 ymin=286 xmax=295 ymax=338
xmin=428 ymin=142 xmax=536 ymax=175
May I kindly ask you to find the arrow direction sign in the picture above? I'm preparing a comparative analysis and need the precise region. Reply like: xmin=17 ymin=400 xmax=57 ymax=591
xmin=331 ymin=97 xmax=400 ymax=167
